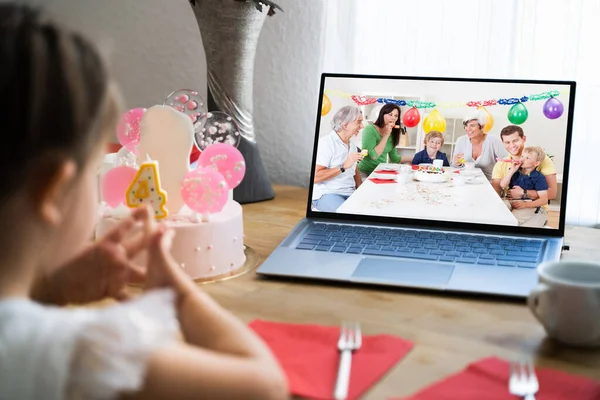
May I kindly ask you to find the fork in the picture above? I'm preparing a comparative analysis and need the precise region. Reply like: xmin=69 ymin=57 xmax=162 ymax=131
xmin=509 ymin=359 xmax=539 ymax=400
xmin=334 ymin=321 xmax=362 ymax=400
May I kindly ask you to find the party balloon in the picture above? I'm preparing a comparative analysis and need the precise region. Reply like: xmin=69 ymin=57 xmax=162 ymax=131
xmin=116 ymin=108 xmax=146 ymax=152
xmin=197 ymin=143 xmax=246 ymax=189
xmin=402 ymin=107 xmax=421 ymax=128
xmin=101 ymin=166 xmax=138 ymax=208
xmin=508 ymin=102 xmax=528 ymax=125
xmin=164 ymin=89 xmax=208 ymax=127
xmin=480 ymin=106 xmax=494 ymax=133
xmin=180 ymin=167 xmax=229 ymax=214
xmin=194 ymin=111 xmax=241 ymax=151
xmin=543 ymin=97 xmax=564 ymax=120
xmin=423 ymin=109 xmax=447 ymax=133
xmin=321 ymin=94 xmax=332 ymax=116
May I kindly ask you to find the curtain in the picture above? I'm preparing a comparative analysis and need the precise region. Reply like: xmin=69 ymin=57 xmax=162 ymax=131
xmin=323 ymin=0 xmax=600 ymax=226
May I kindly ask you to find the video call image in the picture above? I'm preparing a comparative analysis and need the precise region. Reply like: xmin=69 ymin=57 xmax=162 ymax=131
xmin=311 ymin=76 xmax=572 ymax=230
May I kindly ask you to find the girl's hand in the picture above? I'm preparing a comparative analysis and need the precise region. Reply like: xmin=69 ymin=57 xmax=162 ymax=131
xmin=145 ymin=228 xmax=188 ymax=290
xmin=33 ymin=206 xmax=154 ymax=304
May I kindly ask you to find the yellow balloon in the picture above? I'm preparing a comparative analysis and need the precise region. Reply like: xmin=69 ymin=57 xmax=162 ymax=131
xmin=479 ymin=106 xmax=494 ymax=133
xmin=321 ymin=94 xmax=331 ymax=116
xmin=423 ymin=109 xmax=447 ymax=133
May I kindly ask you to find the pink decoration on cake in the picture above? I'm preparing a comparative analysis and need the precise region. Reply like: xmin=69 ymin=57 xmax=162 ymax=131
xmin=101 ymin=166 xmax=138 ymax=208
xmin=180 ymin=167 xmax=229 ymax=214
xmin=116 ymin=108 xmax=146 ymax=152
xmin=197 ymin=143 xmax=246 ymax=189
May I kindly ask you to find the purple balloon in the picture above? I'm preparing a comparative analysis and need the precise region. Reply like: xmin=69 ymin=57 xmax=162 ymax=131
xmin=543 ymin=97 xmax=564 ymax=120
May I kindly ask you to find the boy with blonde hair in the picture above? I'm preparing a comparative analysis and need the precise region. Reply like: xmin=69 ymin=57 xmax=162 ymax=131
xmin=500 ymin=146 xmax=549 ymax=227
xmin=411 ymin=130 xmax=450 ymax=166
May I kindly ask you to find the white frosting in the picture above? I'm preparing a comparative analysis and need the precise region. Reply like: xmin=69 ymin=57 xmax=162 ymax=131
xmin=96 ymin=200 xmax=246 ymax=280
xmin=414 ymin=170 xmax=449 ymax=183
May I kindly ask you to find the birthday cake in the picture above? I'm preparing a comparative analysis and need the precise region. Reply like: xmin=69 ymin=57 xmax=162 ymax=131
xmin=97 ymin=90 xmax=247 ymax=281
xmin=413 ymin=165 xmax=448 ymax=183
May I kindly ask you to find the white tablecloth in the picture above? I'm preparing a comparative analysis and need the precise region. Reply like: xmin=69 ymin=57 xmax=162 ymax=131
xmin=337 ymin=164 xmax=518 ymax=226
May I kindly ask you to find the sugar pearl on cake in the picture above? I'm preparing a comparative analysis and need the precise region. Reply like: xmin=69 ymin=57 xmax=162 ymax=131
xmin=233 ymin=236 xmax=237 ymax=242
xmin=210 ymin=266 xmax=216 ymax=271
xmin=195 ymin=246 xmax=201 ymax=252
xmin=207 ymin=244 xmax=213 ymax=250
xmin=181 ymin=263 xmax=186 ymax=269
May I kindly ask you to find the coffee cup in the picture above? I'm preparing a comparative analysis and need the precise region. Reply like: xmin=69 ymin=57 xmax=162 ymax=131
xmin=528 ymin=260 xmax=600 ymax=346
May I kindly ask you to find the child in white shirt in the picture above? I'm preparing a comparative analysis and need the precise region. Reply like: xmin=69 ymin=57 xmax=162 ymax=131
xmin=0 ymin=4 xmax=287 ymax=400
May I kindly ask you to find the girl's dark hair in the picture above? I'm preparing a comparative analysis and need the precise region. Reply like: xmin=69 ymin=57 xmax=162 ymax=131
xmin=374 ymin=103 xmax=402 ymax=147
xmin=0 ymin=4 xmax=119 ymax=202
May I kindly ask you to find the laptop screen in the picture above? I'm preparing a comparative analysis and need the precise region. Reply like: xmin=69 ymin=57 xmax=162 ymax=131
xmin=307 ymin=74 xmax=575 ymax=237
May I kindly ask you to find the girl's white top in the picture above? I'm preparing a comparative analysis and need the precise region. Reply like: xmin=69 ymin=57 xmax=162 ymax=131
xmin=0 ymin=289 xmax=178 ymax=400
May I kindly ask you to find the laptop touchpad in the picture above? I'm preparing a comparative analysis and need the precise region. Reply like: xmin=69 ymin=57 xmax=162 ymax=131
xmin=351 ymin=258 xmax=454 ymax=289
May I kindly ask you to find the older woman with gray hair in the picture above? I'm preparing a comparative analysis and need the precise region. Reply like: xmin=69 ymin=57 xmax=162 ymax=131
xmin=452 ymin=109 xmax=507 ymax=181
xmin=312 ymin=105 xmax=365 ymax=212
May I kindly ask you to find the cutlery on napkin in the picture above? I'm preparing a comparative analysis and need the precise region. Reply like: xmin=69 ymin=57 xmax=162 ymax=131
xmin=395 ymin=357 xmax=600 ymax=400
xmin=249 ymin=320 xmax=413 ymax=400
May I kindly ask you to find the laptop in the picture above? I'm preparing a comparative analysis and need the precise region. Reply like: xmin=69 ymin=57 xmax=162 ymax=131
xmin=256 ymin=73 xmax=575 ymax=298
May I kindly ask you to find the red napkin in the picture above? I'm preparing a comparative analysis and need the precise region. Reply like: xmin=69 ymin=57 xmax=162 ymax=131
xmin=375 ymin=170 xmax=398 ymax=175
xmin=369 ymin=178 xmax=396 ymax=184
xmin=249 ymin=320 xmax=414 ymax=400
xmin=395 ymin=357 xmax=600 ymax=400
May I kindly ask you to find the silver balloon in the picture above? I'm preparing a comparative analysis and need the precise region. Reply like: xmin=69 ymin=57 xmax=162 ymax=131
xmin=164 ymin=89 xmax=208 ymax=127
xmin=194 ymin=111 xmax=241 ymax=150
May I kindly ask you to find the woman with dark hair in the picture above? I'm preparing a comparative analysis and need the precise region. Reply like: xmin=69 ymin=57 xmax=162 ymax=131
xmin=357 ymin=103 xmax=411 ymax=180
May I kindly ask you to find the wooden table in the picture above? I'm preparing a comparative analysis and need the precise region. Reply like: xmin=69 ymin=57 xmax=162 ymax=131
xmin=198 ymin=185 xmax=599 ymax=399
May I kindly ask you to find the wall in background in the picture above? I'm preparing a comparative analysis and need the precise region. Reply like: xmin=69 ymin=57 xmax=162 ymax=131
xmin=16 ymin=0 xmax=327 ymax=187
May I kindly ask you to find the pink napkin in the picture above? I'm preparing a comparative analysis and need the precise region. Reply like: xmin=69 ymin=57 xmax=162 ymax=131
xmin=250 ymin=320 xmax=414 ymax=400
xmin=369 ymin=178 xmax=396 ymax=184
xmin=395 ymin=357 xmax=600 ymax=400
xmin=375 ymin=170 xmax=398 ymax=175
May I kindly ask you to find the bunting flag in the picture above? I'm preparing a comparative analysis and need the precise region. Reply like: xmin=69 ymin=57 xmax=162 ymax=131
xmin=324 ymin=89 xmax=564 ymax=109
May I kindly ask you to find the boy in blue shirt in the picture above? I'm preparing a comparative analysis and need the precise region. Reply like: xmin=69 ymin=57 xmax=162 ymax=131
xmin=500 ymin=146 xmax=549 ymax=226
xmin=412 ymin=130 xmax=450 ymax=166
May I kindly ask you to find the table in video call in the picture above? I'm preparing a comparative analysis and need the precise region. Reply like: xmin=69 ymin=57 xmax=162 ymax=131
xmin=337 ymin=164 xmax=518 ymax=226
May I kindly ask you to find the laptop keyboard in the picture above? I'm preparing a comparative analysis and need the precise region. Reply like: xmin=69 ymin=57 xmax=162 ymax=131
xmin=295 ymin=223 xmax=544 ymax=268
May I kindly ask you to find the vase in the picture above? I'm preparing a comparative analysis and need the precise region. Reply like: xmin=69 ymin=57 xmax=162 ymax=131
xmin=189 ymin=0 xmax=275 ymax=204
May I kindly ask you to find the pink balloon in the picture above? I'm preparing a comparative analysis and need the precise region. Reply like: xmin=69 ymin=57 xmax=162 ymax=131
xmin=101 ymin=166 xmax=138 ymax=208
xmin=180 ymin=167 xmax=228 ymax=214
xmin=116 ymin=108 xmax=146 ymax=152
xmin=197 ymin=143 xmax=246 ymax=189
